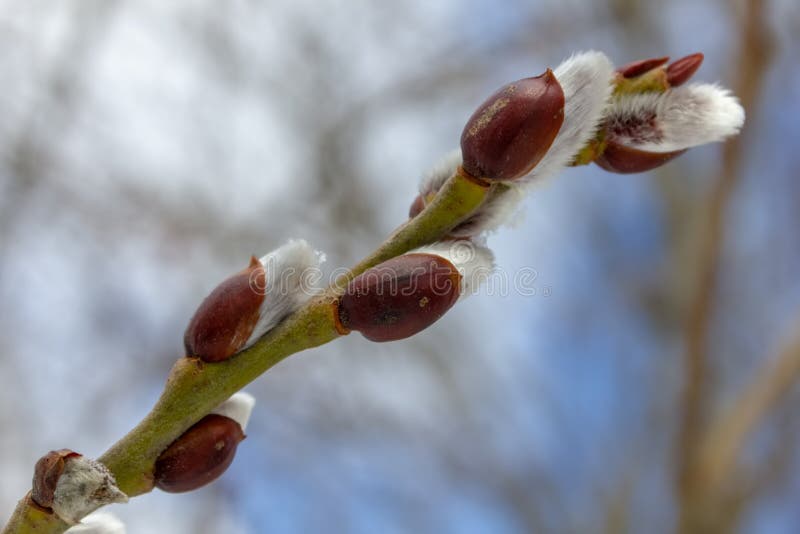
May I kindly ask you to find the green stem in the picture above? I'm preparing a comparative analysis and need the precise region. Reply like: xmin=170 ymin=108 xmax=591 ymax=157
xmin=2 ymin=171 xmax=489 ymax=534
xmin=335 ymin=171 xmax=490 ymax=288
xmin=1 ymin=496 xmax=68 ymax=534
xmin=99 ymin=294 xmax=342 ymax=497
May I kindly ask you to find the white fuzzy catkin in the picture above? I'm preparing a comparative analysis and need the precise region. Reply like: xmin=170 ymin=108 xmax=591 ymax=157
xmin=606 ymin=83 xmax=745 ymax=152
xmin=528 ymin=51 xmax=614 ymax=182
xmin=410 ymin=241 xmax=494 ymax=297
xmin=243 ymin=239 xmax=325 ymax=349
xmin=65 ymin=512 xmax=126 ymax=534
xmin=418 ymin=51 xmax=615 ymax=237
xmin=418 ymin=148 xmax=462 ymax=199
xmin=449 ymin=184 xmax=528 ymax=237
xmin=468 ymin=51 xmax=615 ymax=234
xmin=211 ymin=391 xmax=256 ymax=432
xmin=51 ymin=456 xmax=128 ymax=525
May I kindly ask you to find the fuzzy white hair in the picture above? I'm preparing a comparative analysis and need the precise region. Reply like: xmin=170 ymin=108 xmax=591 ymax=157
xmin=471 ymin=51 xmax=614 ymax=233
xmin=410 ymin=241 xmax=495 ymax=297
xmin=527 ymin=50 xmax=614 ymax=182
xmin=52 ymin=457 xmax=127 ymax=525
xmin=244 ymin=239 xmax=325 ymax=348
xmin=211 ymin=391 xmax=256 ymax=432
xmin=416 ymin=149 xmax=521 ymax=237
xmin=419 ymin=52 xmax=614 ymax=237
xmin=449 ymin=184 xmax=527 ymax=237
xmin=606 ymin=83 xmax=745 ymax=152
xmin=66 ymin=512 xmax=126 ymax=534
xmin=418 ymin=148 xmax=462 ymax=198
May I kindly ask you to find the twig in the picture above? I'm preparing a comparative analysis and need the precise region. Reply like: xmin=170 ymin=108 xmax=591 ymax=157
xmin=675 ymin=0 xmax=771 ymax=530
xmin=0 ymin=172 xmax=489 ymax=534
xmin=696 ymin=320 xmax=800 ymax=494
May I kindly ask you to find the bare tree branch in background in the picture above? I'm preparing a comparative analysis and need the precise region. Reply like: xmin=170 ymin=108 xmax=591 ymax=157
xmin=0 ymin=2 xmax=119 ymax=244
xmin=696 ymin=318 xmax=800 ymax=503
xmin=2 ymin=1 xmax=795 ymax=532
xmin=676 ymin=0 xmax=774 ymax=531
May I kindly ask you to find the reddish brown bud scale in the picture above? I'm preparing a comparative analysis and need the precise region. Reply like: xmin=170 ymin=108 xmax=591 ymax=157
xmin=184 ymin=257 xmax=265 ymax=362
xmin=31 ymin=449 xmax=81 ymax=508
xmin=666 ymin=53 xmax=704 ymax=87
xmin=154 ymin=414 xmax=246 ymax=493
xmin=408 ymin=191 xmax=439 ymax=219
xmin=460 ymin=69 xmax=565 ymax=182
xmin=594 ymin=140 xmax=685 ymax=174
xmin=616 ymin=56 xmax=670 ymax=78
xmin=408 ymin=194 xmax=425 ymax=219
xmin=338 ymin=253 xmax=461 ymax=342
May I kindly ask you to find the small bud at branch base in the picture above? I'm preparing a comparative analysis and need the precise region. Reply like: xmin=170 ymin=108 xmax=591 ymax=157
xmin=32 ymin=450 xmax=81 ymax=509
xmin=32 ymin=450 xmax=127 ymax=524
xmin=37 ymin=454 xmax=128 ymax=524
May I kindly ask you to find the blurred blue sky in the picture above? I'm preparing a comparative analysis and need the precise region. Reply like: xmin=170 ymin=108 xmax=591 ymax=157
xmin=1 ymin=0 xmax=800 ymax=533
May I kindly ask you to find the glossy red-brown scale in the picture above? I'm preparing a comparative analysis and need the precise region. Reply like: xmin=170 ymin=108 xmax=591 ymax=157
xmin=616 ymin=56 xmax=670 ymax=78
xmin=408 ymin=194 xmax=425 ymax=218
xmin=460 ymin=69 xmax=565 ymax=182
xmin=666 ymin=53 xmax=704 ymax=87
xmin=594 ymin=140 xmax=685 ymax=174
xmin=339 ymin=253 xmax=462 ymax=342
xmin=184 ymin=257 xmax=265 ymax=362
xmin=154 ymin=414 xmax=246 ymax=493
xmin=31 ymin=449 xmax=81 ymax=508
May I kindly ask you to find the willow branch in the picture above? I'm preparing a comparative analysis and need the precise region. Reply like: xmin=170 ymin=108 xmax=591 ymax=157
xmin=675 ymin=0 xmax=771 ymax=528
xmin=695 ymin=320 xmax=800 ymax=493
xmin=1 ymin=172 xmax=489 ymax=534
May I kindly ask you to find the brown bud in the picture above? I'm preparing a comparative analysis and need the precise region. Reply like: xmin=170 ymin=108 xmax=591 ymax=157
xmin=184 ymin=256 xmax=265 ymax=362
xmin=408 ymin=194 xmax=425 ymax=219
xmin=155 ymin=414 xmax=246 ymax=493
xmin=31 ymin=449 xmax=81 ymax=508
xmin=338 ymin=253 xmax=461 ymax=342
xmin=460 ymin=70 xmax=565 ymax=181
xmin=408 ymin=191 xmax=439 ymax=219
xmin=31 ymin=450 xmax=126 ymax=522
xmin=594 ymin=140 xmax=685 ymax=174
xmin=616 ymin=56 xmax=670 ymax=79
xmin=666 ymin=53 xmax=704 ymax=87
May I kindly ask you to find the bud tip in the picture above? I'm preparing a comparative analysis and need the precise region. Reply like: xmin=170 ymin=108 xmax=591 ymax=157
xmin=666 ymin=53 xmax=704 ymax=87
xmin=617 ymin=56 xmax=670 ymax=78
